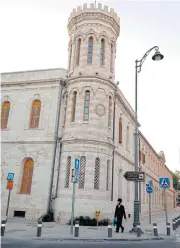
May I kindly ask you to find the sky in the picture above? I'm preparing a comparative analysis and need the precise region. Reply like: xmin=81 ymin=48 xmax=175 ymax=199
xmin=1 ymin=0 xmax=180 ymax=172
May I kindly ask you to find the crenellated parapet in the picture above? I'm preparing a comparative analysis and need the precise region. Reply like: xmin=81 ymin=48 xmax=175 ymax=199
xmin=67 ymin=3 xmax=120 ymax=36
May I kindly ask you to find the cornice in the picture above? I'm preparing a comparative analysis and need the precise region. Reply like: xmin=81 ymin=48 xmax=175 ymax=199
xmin=1 ymin=78 xmax=62 ymax=87
xmin=68 ymin=12 xmax=120 ymax=37
xmin=61 ymin=138 xmax=114 ymax=150
xmin=1 ymin=140 xmax=54 ymax=144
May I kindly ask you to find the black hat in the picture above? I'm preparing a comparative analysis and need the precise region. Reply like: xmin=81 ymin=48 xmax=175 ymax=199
xmin=117 ymin=198 xmax=122 ymax=202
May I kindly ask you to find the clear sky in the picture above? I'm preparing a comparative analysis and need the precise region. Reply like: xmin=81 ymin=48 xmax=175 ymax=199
xmin=1 ymin=0 xmax=180 ymax=172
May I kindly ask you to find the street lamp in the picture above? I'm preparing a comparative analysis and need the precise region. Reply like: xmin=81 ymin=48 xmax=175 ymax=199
xmin=131 ymin=46 xmax=164 ymax=232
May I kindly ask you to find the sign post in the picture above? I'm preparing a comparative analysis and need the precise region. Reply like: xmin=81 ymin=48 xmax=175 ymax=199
xmin=71 ymin=158 xmax=80 ymax=235
xmin=124 ymin=171 xmax=145 ymax=182
xmin=6 ymin=173 xmax=15 ymax=220
xmin=159 ymin=177 xmax=170 ymax=225
xmin=146 ymin=180 xmax=153 ymax=224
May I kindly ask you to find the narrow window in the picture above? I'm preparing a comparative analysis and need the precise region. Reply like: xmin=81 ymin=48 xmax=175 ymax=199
xmin=119 ymin=118 xmax=122 ymax=144
xmin=100 ymin=39 xmax=105 ymax=65
xmin=71 ymin=91 xmax=77 ymax=122
xmin=69 ymin=43 xmax=72 ymax=70
xmin=29 ymin=99 xmax=41 ymax=128
xmin=20 ymin=158 xmax=34 ymax=194
xmin=87 ymin=37 xmax=93 ymax=64
xmin=1 ymin=101 xmax=10 ymax=129
xmin=76 ymin=38 xmax=81 ymax=66
xmin=106 ymin=160 xmax=110 ymax=191
xmin=108 ymin=96 xmax=112 ymax=127
xmin=78 ymin=156 xmax=86 ymax=189
xmin=94 ymin=157 xmax=100 ymax=190
xmin=110 ymin=44 xmax=113 ymax=71
xmin=126 ymin=126 xmax=130 ymax=150
xmin=83 ymin=90 xmax=90 ymax=121
xmin=64 ymin=156 xmax=71 ymax=188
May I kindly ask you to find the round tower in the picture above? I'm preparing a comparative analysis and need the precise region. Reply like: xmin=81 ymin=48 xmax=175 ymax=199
xmin=55 ymin=3 xmax=120 ymax=223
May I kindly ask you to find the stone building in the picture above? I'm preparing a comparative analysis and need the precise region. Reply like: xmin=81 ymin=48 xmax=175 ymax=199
xmin=1 ymin=3 xmax=174 ymax=222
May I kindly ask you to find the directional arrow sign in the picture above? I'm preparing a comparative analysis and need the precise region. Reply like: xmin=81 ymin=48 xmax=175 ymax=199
xmin=124 ymin=171 xmax=145 ymax=182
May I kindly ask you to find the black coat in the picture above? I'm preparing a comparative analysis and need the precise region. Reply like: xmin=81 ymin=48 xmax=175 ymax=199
xmin=114 ymin=204 xmax=126 ymax=220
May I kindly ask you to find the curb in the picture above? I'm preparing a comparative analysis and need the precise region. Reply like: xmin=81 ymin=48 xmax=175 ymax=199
xmin=33 ymin=237 xmax=164 ymax=242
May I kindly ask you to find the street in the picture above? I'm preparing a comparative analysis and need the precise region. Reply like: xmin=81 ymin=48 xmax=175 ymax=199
xmin=1 ymin=238 xmax=180 ymax=248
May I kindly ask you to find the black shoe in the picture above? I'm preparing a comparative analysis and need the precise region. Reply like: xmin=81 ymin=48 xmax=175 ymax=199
xmin=115 ymin=231 xmax=119 ymax=233
xmin=121 ymin=227 xmax=124 ymax=233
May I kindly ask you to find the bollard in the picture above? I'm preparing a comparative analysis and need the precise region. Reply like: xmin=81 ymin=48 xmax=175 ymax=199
xmin=36 ymin=220 xmax=42 ymax=237
xmin=74 ymin=221 xmax=79 ymax=238
xmin=178 ymin=216 xmax=180 ymax=227
xmin=137 ymin=223 xmax=141 ymax=237
xmin=172 ymin=219 xmax=176 ymax=231
xmin=175 ymin=218 xmax=178 ymax=229
xmin=1 ymin=220 xmax=6 ymax=237
xmin=108 ymin=225 xmax=112 ymax=238
xmin=153 ymin=223 xmax=158 ymax=237
xmin=167 ymin=223 xmax=170 ymax=236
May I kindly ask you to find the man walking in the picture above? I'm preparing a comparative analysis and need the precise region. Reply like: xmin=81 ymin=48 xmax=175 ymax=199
xmin=114 ymin=198 xmax=126 ymax=233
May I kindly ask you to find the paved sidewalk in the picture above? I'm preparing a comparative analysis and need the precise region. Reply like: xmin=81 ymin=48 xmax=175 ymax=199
xmin=2 ymin=208 xmax=180 ymax=241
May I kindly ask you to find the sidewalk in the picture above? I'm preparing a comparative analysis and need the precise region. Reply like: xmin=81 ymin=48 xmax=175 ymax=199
xmin=2 ymin=208 xmax=180 ymax=242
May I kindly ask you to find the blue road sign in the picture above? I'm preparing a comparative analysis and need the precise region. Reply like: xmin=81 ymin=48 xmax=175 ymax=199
xmin=74 ymin=158 xmax=80 ymax=184
xmin=146 ymin=186 xmax=153 ymax=194
xmin=7 ymin=173 xmax=15 ymax=181
xmin=159 ymin=177 xmax=170 ymax=189
xmin=149 ymin=180 xmax=153 ymax=187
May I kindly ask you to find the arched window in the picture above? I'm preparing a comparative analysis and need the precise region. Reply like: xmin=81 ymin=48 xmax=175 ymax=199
xmin=65 ymin=156 xmax=71 ymax=188
xmin=83 ymin=90 xmax=90 ymax=121
xmin=119 ymin=118 xmax=122 ymax=144
xmin=76 ymin=38 xmax=81 ymax=66
xmin=126 ymin=126 xmax=130 ymax=150
xmin=69 ymin=43 xmax=72 ymax=70
xmin=20 ymin=158 xmax=34 ymax=194
xmin=78 ymin=156 xmax=86 ymax=189
xmin=71 ymin=91 xmax=77 ymax=122
xmin=110 ymin=44 xmax=113 ymax=71
xmin=87 ymin=37 xmax=93 ymax=64
xmin=106 ymin=160 xmax=110 ymax=191
xmin=108 ymin=96 xmax=112 ymax=127
xmin=94 ymin=157 xmax=100 ymax=190
xmin=100 ymin=39 xmax=105 ymax=65
xmin=1 ymin=101 xmax=10 ymax=129
xmin=29 ymin=99 xmax=41 ymax=128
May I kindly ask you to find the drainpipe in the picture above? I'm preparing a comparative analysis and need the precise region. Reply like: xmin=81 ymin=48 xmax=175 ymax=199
xmin=47 ymin=79 xmax=66 ymax=214
xmin=111 ymin=85 xmax=117 ymax=201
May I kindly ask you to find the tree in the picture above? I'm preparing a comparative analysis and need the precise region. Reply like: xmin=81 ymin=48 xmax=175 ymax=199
xmin=172 ymin=170 xmax=180 ymax=190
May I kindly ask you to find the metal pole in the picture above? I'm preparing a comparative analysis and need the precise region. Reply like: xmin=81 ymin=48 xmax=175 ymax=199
xmin=47 ymin=80 xmax=64 ymax=214
xmin=164 ymin=188 xmax=168 ymax=225
xmin=5 ymin=190 xmax=11 ymax=220
xmin=149 ymin=193 xmax=152 ymax=224
xmin=130 ymin=60 xmax=140 ymax=232
xmin=139 ymin=137 xmax=141 ymax=215
xmin=71 ymin=182 xmax=76 ymax=235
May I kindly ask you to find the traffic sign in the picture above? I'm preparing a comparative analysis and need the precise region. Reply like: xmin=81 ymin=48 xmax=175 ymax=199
xmin=148 ymin=180 xmax=153 ymax=187
xmin=146 ymin=186 xmax=153 ymax=194
xmin=159 ymin=177 xmax=170 ymax=189
xmin=74 ymin=158 xmax=80 ymax=184
xmin=7 ymin=173 xmax=14 ymax=181
xmin=124 ymin=171 xmax=145 ymax=182
xmin=6 ymin=181 xmax=13 ymax=190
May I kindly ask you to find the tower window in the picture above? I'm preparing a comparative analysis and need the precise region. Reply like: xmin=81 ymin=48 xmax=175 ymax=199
xmin=71 ymin=91 xmax=77 ymax=122
xmin=69 ymin=43 xmax=72 ymax=71
xmin=108 ymin=96 xmax=112 ymax=127
xmin=100 ymin=39 xmax=105 ymax=65
xmin=83 ymin=90 xmax=90 ymax=121
xmin=119 ymin=118 xmax=122 ymax=144
xmin=29 ymin=99 xmax=41 ymax=128
xmin=87 ymin=37 xmax=93 ymax=64
xmin=110 ymin=44 xmax=113 ymax=71
xmin=76 ymin=38 xmax=81 ymax=66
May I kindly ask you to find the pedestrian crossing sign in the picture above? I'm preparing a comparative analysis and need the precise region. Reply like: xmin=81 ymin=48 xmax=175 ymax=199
xmin=159 ymin=177 xmax=170 ymax=189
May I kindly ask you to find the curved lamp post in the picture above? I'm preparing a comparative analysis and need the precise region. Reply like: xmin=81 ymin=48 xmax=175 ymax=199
xmin=131 ymin=46 xmax=164 ymax=232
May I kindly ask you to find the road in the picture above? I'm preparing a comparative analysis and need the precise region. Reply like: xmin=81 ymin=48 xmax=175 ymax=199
xmin=1 ymin=238 xmax=179 ymax=248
